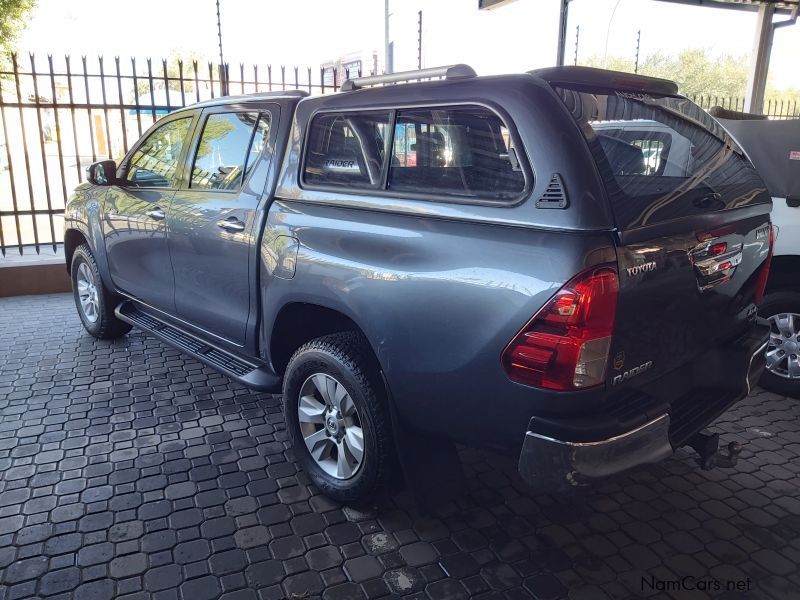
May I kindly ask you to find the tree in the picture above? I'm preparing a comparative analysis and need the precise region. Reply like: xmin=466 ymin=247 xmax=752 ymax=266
xmin=585 ymin=48 xmax=748 ymax=98
xmin=1 ymin=0 xmax=37 ymax=69
xmin=133 ymin=50 xmax=210 ymax=101
xmin=584 ymin=47 xmax=800 ymax=111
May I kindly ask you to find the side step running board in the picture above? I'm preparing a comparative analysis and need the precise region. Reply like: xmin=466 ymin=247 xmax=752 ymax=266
xmin=115 ymin=301 xmax=281 ymax=392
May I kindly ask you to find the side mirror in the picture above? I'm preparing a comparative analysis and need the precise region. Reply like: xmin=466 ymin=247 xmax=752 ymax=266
xmin=86 ymin=160 xmax=117 ymax=186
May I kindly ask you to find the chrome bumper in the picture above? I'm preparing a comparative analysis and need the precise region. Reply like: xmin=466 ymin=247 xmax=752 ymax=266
xmin=518 ymin=414 xmax=674 ymax=493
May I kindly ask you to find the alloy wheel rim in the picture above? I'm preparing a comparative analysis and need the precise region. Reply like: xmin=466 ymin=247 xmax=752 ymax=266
xmin=297 ymin=373 xmax=365 ymax=480
xmin=76 ymin=262 xmax=100 ymax=323
xmin=765 ymin=312 xmax=800 ymax=379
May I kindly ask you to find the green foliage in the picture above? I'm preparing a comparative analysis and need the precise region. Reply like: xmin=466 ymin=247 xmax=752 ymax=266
xmin=0 ymin=0 xmax=37 ymax=70
xmin=585 ymin=48 xmax=748 ymax=97
xmin=133 ymin=50 xmax=209 ymax=100
xmin=194 ymin=118 xmax=235 ymax=160
xmin=584 ymin=47 xmax=800 ymax=109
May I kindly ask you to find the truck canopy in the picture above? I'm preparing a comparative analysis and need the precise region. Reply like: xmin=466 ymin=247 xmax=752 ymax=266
xmin=533 ymin=69 xmax=770 ymax=231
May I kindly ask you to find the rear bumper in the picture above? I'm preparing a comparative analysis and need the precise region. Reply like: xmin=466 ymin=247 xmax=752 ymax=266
xmin=518 ymin=319 xmax=769 ymax=493
xmin=519 ymin=413 xmax=673 ymax=491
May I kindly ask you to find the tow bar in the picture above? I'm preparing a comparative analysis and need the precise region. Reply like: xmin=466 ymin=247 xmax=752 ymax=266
xmin=687 ymin=430 xmax=742 ymax=470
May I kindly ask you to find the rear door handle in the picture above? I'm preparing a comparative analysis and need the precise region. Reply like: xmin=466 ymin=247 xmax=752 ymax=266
xmin=217 ymin=217 xmax=246 ymax=232
xmin=145 ymin=207 xmax=165 ymax=220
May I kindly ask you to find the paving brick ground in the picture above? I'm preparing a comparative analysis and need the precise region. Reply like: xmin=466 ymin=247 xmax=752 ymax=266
xmin=1 ymin=293 xmax=799 ymax=600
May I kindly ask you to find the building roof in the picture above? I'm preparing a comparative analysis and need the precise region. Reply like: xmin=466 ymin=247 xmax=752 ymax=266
xmin=653 ymin=0 xmax=798 ymax=14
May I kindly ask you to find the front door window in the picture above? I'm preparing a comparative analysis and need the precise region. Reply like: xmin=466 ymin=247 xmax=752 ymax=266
xmin=126 ymin=117 xmax=193 ymax=188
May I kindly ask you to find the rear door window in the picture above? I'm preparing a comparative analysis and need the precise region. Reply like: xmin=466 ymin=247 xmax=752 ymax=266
xmin=302 ymin=111 xmax=391 ymax=189
xmin=190 ymin=112 xmax=270 ymax=191
xmin=554 ymin=87 xmax=769 ymax=229
xmin=388 ymin=107 xmax=525 ymax=200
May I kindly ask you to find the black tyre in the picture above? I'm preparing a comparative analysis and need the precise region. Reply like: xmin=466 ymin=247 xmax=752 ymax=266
xmin=283 ymin=332 xmax=393 ymax=504
xmin=70 ymin=243 xmax=132 ymax=340
xmin=759 ymin=290 xmax=800 ymax=398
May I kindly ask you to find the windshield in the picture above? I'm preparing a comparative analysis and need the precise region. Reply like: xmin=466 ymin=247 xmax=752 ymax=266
xmin=554 ymin=86 xmax=769 ymax=229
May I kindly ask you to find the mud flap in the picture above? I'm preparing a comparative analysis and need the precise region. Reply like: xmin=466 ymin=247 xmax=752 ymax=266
xmin=382 ymin=373 xmax=466 ymax=512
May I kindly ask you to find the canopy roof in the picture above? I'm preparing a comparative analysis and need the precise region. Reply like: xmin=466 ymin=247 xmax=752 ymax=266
xmin=653 ymin=0 xmax=798 ymax=14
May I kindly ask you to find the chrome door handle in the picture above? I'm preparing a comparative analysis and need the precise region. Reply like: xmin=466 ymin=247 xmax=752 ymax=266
xmin=145 ymin=207 xmax=165 ymax=220
xmin=217 ymin=217 xmax=246 ymax=232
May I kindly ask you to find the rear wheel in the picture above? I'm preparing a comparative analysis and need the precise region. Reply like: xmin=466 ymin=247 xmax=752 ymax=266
xmin=759 ymin=290 xmax=800 ymax=398
xmin=70 ymin=244 xmax=132 ymax=339
xmin=282 ymin=332 xmax=393 ymax=504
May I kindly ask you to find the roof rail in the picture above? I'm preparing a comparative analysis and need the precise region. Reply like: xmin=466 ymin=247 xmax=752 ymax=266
xmin=340 ymin=64 xmax=476 ymax=92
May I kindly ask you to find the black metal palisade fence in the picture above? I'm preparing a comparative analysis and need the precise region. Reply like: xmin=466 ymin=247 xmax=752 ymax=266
xmin=0 ymin=53 xmax=346 ymax=256
xmin=0 ymin=53 xmax=798 ymax=257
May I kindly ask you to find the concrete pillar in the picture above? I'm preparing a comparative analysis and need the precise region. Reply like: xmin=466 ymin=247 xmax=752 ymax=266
xmin=744 ymin=3 xmax=775 ymax=114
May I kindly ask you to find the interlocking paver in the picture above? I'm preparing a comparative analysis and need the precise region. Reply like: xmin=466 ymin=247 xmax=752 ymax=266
xmin=1 ymin=293 xmax=800 ymax=599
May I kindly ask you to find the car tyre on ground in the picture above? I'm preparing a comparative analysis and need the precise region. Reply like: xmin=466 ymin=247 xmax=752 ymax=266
xmin=759 ymin=290 xmax=800 ymax=398
xmin=282 ymin=332 xmax=394 ymax=504
xmin=70 ymin=243 xmax=132 ymax=339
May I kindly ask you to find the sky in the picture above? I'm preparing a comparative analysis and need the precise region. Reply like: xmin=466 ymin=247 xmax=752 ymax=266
xmin=16 ymin=0 xmax=800 ymax=90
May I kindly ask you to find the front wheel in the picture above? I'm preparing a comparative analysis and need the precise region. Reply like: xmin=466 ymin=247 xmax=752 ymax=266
xmin=70 ymin=244 xmax=132 ymax=339
xmin=759 ymin=290 xmax=800 ymax=398
xmin=282 ymin=332 xmax=394 ymax=504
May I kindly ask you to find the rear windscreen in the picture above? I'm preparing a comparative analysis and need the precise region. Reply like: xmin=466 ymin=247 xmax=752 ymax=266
xmin=554 ymin=86 xmax=770 ymax=229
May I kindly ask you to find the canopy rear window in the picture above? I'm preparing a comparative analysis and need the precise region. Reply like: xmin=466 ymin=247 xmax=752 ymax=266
xmin=553 ymin=86 xmax=769 ymax=229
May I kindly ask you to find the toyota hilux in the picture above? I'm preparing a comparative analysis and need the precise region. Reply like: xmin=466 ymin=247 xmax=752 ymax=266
xmin=64 ymin=65 xmax=772 ymax=501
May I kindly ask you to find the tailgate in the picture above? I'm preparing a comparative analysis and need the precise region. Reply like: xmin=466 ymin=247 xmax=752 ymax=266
xmin=549 ymin=81 xmax=773 ymax=391
xmin=612 ymin=212 xmax=770 ymax=390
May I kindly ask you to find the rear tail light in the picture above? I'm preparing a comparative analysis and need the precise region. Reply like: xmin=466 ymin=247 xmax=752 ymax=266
xmin=501 ymin=266 xmax=619 ymax=390
xmin=754 ymin=223 xmax=774 ymax=305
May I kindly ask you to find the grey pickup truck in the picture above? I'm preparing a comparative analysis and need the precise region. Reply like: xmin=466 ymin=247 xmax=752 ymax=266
xmin=65 ymin=65 xmax=772 ymax=502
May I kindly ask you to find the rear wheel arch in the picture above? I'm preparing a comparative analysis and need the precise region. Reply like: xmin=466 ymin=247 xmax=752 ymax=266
xmin=269 ymin=302 xmax=383 ymax=377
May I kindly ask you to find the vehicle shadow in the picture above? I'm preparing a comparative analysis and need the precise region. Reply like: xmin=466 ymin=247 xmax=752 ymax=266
xmin=355 ymin=391 xmax=800 ymax=599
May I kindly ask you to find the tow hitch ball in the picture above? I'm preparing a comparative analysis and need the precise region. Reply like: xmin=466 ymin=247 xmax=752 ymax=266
xmin=686 ymin=430 xmax=742 ymax=470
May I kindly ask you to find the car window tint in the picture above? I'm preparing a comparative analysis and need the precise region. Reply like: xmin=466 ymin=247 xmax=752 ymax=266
xmin=554 ymin=87 xmax=770 ymax=228
xmin=127 ymin=117 xmax=193 ymax=188
xmin=388 ymin=107 xmax=525 ymax=200
xmin=190 ymin=112 xmax=264 ymax=191
xmin=303 ymin=111 xmax=391 ymax=189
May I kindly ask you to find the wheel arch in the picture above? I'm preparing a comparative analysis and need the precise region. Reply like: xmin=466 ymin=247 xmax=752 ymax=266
xmin=269 ymin=301 xmax=384 ymax=378
xmin=64 ymin=228 xmax=89 ymax=274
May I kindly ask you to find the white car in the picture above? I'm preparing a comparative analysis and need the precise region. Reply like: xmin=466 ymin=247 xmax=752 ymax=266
xmin=714 ymin=113 xmax=800 ymax=397
xmin=590 ymin=119 xmax=693 ymax=177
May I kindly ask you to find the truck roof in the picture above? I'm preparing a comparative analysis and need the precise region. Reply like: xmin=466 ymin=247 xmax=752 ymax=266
xmin=172 ymin=89 xmax=309 ymax=113
xmin=166 ymin=65 xmax=681 ymax=118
